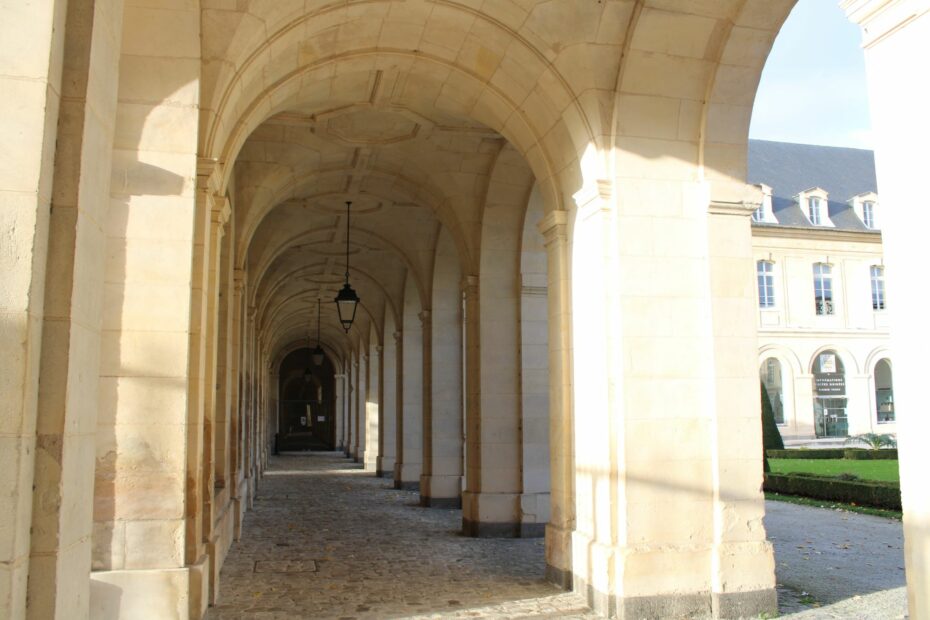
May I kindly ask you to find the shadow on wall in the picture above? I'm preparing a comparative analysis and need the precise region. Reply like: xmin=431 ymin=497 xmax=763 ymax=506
xmin=91 ymin=18 xmax=199 ymax=613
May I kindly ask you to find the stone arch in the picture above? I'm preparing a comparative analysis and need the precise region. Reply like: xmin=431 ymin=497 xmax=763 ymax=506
xmin=809 ymin=345 xmax=860 ymax=376
xmin=759 ymin=343 xmax=804 ymax=379
xmin=201 ymin=3 xmax=603 ymax=209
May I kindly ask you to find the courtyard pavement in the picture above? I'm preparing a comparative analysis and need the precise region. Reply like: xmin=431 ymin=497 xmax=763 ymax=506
xmin=207 ymin=452 xmax=907 ymax=619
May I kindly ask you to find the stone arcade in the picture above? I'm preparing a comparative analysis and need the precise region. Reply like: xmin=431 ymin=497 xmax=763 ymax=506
xmin=1 ymin=1 xmax=928 ymax=618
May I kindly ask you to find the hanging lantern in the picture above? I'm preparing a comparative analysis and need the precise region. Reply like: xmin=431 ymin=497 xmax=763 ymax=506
xmin=334 ymin=200 xmax=360 ymax=332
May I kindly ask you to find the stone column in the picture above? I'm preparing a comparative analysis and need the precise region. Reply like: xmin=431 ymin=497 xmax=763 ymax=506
xmin=462 ymin=251 xmax=526 ymax=537
xmin=844 ymin=3 xmax=930 ymax=616
xmin=229 ymin=269 xmax=245 ymax=539
xmin=333 ymin=373 xmax=346 ymax=451
xmin=421 ymin=294 xmax=464 ymax=507
xmin=25 ymin=2 xmax=124 ymax=618
xmin=568 ymin=175 xmax=776 ymax=617
xmin=356 ymin=354 xmax=367 ymax=464
xmin=89 ymin=2 xmax=208 ymax=617
xmin=0 ymin=1 xmax=68 ymax=615
xmin=365 ymin=346 xmax=382 ymax=472
xmin=395 ymin=315 xmax=423 ymax=489
xmin=202 ymin=195 xmax=230 ymax=606
xmin=351 ymin=358 xmax=361 ymax=461
xmin=539 ymin=211 xmax=574 ymax=588
xmin=706 ymin=198 xmax=779 ymax=618
xmin=377 ymin=331 xmax=399 ymax=477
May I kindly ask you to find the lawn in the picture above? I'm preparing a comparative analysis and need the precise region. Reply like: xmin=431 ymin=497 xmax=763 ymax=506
xmin=768 ymin=458 xmax=899 ymax=483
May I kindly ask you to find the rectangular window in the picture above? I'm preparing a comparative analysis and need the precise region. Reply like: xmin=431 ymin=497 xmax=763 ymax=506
xmin=757 ymin=261 xmax=775 ymax=308
xmin=863 ymin=201 xmax=875 ymax=228
xmin=871 ymin=265 xmax=886 ymax=310
xmin=808 ymin=197 xmax=822 ymax=225
xmin=813 ymin=263 xmax=834 ymax=315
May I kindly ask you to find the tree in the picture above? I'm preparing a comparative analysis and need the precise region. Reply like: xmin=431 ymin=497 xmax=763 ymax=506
xmin=760 ymin=381 xmax=784 ymax=473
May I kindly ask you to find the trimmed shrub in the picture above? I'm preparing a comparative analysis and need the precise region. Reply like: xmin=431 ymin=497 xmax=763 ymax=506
xmin=763 ymin=472 xmax=901 ymax=510
xmin=760 ymin=381 xmax=784 ymax=451
xmin=766 ymin=449 xmax=846 ymax=459
xmin=766 ymin=448 xmax=899 ymax=460
xmin=844 ymin=448 xmax=898 ymax=460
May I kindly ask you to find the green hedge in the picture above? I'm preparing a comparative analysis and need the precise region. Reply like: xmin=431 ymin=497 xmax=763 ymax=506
xmin=844 ymin=448 xmax=898 ymax=460
xmin=763 ymin=472 xmax=901 ymax=510
xmin=765 ymin=448 xmax=898 ymax=460
xmin=766 ymin=449 xmax=845 ymax=459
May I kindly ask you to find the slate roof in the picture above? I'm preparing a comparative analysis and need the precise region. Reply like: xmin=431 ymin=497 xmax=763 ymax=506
xmin=747 ymin=139 xmax=879 ymax=232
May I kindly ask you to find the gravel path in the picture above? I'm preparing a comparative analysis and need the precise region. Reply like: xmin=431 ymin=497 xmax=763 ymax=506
xmin=209 ymin=452 xmax=908 ymax=619
xmin=767 ymin=500 xmax=907 ymax=618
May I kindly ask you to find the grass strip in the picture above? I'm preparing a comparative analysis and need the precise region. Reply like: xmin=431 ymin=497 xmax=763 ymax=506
xmin=768 ymin=458 xmax=899 ymax=482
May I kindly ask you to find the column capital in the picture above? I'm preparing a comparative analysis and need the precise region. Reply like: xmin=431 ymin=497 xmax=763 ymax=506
xmin=393 ymin=330 xmax=403 ymax=343
xmin=374 ymin=345 xmax=384 ymax=354
xmin=211 ymin=195 xmax=232 ymax=237
xmin=418 ymin=309 xmax=431 ymax=325
xmin=197 ymin=157 xmax=225 ymax=197
xmin=538 ymin=210 xmax=568 ymax=245
xmin=572 ymin=178 xmax=612 ymax=218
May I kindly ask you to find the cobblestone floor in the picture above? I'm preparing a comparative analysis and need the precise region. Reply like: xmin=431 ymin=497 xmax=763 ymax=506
xmin=208 ymin=452 xmax=596 ymax=619
xmin=209 ymin=452 xmax=907 ymax=619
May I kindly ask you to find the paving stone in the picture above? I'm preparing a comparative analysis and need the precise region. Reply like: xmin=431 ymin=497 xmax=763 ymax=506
xmin=209 ymin=452 xmax=907 ymax=619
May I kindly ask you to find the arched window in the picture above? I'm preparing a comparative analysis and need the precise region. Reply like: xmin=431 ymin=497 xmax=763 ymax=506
xmin=812 ymin=351 xmax=847 ymax=437
xmin=757 ymin=261 xmax=775 ymax=308
xmin=875 ymin=359 xmax=894 ymax=423
xmin=760 ymin=358 xmax=784 ymax=425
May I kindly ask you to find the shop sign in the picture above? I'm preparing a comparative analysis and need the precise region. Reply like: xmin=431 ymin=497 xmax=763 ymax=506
xmin=814 ymin=373 xmax=845 ymax=396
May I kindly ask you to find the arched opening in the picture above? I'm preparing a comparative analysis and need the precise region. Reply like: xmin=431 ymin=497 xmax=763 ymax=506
xmin=812 ymin=350 xmax=848 ymax=438
xmin=760 ymin=358 xmax=785 ymax=426
xmin=875 ymin=358 xmax=895 ymax=424
xmin=276 ymin=348 xmax=336 ymax=451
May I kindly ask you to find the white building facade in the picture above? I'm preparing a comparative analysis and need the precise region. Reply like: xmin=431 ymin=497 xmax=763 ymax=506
xmin=750 ymin=141 xmax=895 ymax=442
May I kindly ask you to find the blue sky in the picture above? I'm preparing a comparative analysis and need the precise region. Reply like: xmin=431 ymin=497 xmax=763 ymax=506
xmin=749 ymin=0 xmax=873 ymax=149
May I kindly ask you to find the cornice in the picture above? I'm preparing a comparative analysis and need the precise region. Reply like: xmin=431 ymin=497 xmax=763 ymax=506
xmin=751 ymin=225 xmax=884 ymax=245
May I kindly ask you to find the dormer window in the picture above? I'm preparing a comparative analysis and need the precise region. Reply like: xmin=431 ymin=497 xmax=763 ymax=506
xmin=751 ymin=184 xmax=775 ymax=224
xmin=808 ymin=196 xmax=824 ymax=225
xmin=797 ymin=188 xmax=831 ymax=227
xmin=849 ymin=192 xmax=879 ymax=229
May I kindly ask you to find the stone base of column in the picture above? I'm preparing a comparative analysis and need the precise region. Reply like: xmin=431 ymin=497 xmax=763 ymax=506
xmin=376 ymin=456 xmax=395 ymax=478
xmin=364 ymin=454 xmax=378 ymax=472
xmin=205 ymin=497 xmax=237 ymax=606
xmin=461 ymin=491 xmax=523 ymax=537
xmin=570 ymin=532 xmax=778 ymax=619
xmin=545 ymin=522 xmax=573 ymax=589
xmin=393 ymin=463 xmax=421 ymax=490
xmin=90 ymin=560 xmax=208 ymax=620
xmin=419 ymin=474 xmax=462 ymax=508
